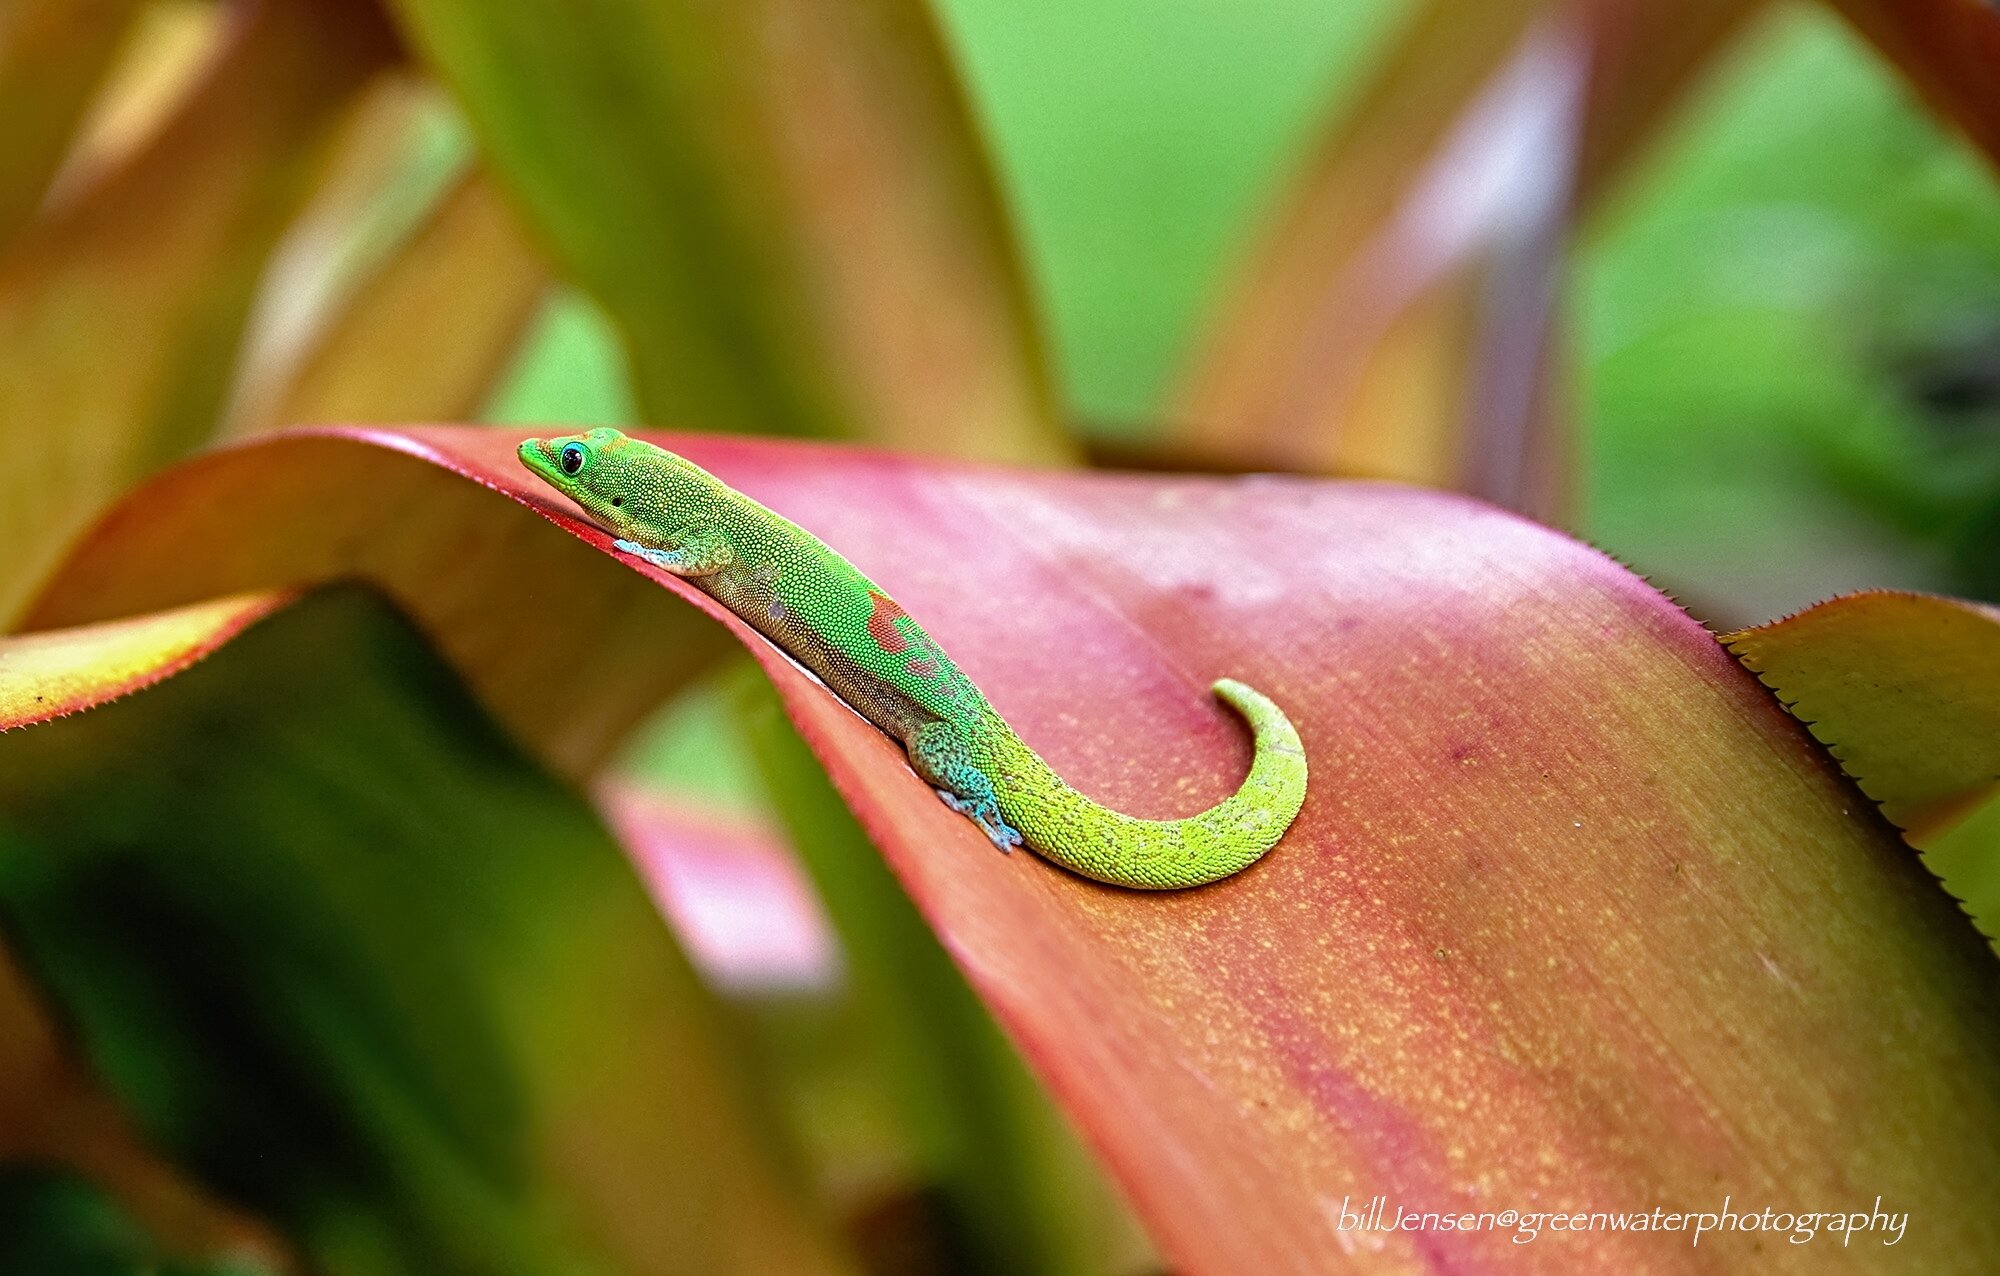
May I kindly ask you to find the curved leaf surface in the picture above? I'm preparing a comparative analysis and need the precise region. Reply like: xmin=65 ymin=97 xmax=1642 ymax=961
xmin=1726 ymin=590 xmax=2000 ymax=934
xmin=23 ymin=431 xmax=736 ymax=777
xmin=23 ymin=425 xmax=2000 ymax=1272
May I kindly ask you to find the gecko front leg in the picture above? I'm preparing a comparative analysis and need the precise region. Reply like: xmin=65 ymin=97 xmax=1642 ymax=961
xmin=613 ymin=525 xmax=735 ymax=577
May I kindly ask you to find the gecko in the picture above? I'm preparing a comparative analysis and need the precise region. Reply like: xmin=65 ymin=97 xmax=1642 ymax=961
xmin=519 ymin=429 xmax=1307 ymax=889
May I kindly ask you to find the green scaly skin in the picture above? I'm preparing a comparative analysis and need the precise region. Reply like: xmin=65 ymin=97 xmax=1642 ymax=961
xmin=520 ymin=429 xmax=1307 ymax=889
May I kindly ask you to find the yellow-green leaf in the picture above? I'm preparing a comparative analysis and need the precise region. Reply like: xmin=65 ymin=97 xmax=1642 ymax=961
xmin=0 ymin=591 xmax=289 ymax=730
xmin=1726 ymin=590 xmax=2000 ymax=935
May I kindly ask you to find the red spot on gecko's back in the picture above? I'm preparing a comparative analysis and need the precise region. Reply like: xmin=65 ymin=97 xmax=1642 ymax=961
xmin=867 ymin=591 xmax=910 ymax=654
xmin=906 ymin=656 xmax=940 ymax=680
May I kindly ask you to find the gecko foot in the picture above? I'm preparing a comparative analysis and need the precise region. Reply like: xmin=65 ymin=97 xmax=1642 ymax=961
xmin=933 ymin=789 xmax=1022 ymax=853
xmin=980 ymin=816 xmax=1025 ymax=853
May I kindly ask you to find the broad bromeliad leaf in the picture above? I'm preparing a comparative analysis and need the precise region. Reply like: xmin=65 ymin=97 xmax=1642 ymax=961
xmin=385 ymin=0 xmax=1068 ymax=463
xmin=11 ymin=425 xmax=2000 ymax=1271
xmin=0 ymin=585 xmax=859 ymax=1276
xmin=1168 ymin=0 xmax=1766 ymax=519
xmin=1727 ymin=591 xmax=2000 ymax=938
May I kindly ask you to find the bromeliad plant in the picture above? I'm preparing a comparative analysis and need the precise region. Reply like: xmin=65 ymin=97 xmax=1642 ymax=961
xmin=1 ymin=0 xmax=1999 ymax=1274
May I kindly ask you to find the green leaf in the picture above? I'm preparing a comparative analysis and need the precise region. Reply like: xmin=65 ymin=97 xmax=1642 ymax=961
xmin=0 ymin=1167 xmax=278 ymax=1276
xmin=388 ymin=0 xmax=1067 ymax=462
xmin=0 ymin=936 xmax=291 ymax=1271
xmin=0 ymin=585 xmax=857 ymax=1275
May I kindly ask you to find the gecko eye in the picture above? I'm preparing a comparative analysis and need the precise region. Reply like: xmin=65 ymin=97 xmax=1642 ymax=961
xmin=559 ymin=443 xmax=587 ymax=475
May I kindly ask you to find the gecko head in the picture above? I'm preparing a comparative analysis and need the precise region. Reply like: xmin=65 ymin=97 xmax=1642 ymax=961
xmin=519 ymin=427 xmax=712 ymax=538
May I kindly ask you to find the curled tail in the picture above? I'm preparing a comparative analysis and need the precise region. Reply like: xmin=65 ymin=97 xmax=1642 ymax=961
xmin=989 ymin=679 xmax=1307 ymax=890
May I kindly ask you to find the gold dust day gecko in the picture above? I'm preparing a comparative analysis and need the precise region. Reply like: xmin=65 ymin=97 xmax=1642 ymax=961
xmin=521 ymin=429 xmax=1306 ymax=890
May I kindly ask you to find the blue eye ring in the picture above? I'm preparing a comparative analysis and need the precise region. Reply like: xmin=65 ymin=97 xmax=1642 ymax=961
xmin=559 ymin=443 xmax=587 ymax=475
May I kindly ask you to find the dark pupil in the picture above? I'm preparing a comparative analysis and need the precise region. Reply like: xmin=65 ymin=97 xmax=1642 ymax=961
xmin=560 ymin=445 xmax=584 ymax=475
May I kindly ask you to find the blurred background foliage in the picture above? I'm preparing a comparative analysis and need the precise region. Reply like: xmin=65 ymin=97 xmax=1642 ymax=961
xmin=494 ymin=0 xmax=2000 ymax=620
xmin=14 ymin=0 xmax=1994 ymax=621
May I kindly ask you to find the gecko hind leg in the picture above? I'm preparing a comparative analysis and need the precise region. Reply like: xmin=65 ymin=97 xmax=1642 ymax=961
xmin=910 ymin=723 xmax=1022 ymax=853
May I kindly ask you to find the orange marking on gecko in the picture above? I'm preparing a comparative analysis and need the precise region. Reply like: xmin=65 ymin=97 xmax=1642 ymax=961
xmin=906 ymin=656 xmax=940 ymax=680
xmin=867 ymin=591 xmax=911 ymax=654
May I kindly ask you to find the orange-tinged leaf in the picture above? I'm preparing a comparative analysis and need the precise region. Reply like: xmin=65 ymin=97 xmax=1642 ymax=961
xmin=0 ymin=591 xmax=290 ymax=730
xmin=1573 ymin=0 xmax=1776 ymax=204
xmin=221 ymin=73 xmax=461 ymax=435
xmin=1725 ymin=590 xmax=2000 ymax=933
xmin=387 ymin=0 xmax=1068 ymax=462
xmin=237 ymin=166 xmax=549 ymax=434
xmin=25 ymin=425 xmax=2000 ymax=1271
xmin=18 ymin=431 xmax=735 ymax=776
xmin=0 ymin=0 xmax=143 ymax=246
xmin=0 ymin=0 xmax=398 ymax=622
xmin=1171 ymin=0 xmax=1765 ymax=518
xmin=1821 ymin=0 xmax=2000 ymax=165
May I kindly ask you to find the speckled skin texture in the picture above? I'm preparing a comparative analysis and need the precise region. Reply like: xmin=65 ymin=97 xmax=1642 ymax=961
xmin=520 ymin=429 xmax=1306 ymax=889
